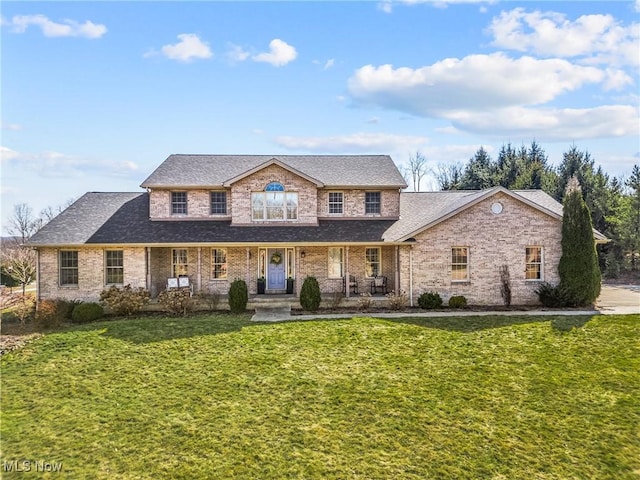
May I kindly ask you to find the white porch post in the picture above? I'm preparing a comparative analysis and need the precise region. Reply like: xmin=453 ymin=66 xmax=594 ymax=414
xmin=246 ymin=248 xmax=251 ymax=288
xmin=409 ymin=245 xmax=414 ymax=307
xmin=146 ymin=247 xmax=152 ymax=292
xmin=395 ymin=245 xmax=400 ymax=293
xmin=197 ymin=247 xmax=202 ymax=293
xmin=345 ymin=246 xmax=350 ymax=298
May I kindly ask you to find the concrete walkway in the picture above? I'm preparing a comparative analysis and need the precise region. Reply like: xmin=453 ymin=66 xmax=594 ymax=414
xmin=250 ymin=285 xmax=639 ymax=322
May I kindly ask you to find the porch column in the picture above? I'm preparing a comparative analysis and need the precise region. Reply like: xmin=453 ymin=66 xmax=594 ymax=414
xmin=409 ymin=245 xmax=414 ymax=307
xmin=395 ymin=245 xmax=400 ymax=293
xmin=197 ymin=247 xmax=202 ymax=293
xmin=246 ymin=248 xmax=251 ymax=288
xmin=146 ymin=247 xmax=152 ymax=292
xmin=345 ymin=246 xmax=350 ymax=298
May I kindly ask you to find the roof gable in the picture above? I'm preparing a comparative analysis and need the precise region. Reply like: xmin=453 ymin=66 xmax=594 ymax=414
xmin=222 ymin=158 xmax=324 ymax=187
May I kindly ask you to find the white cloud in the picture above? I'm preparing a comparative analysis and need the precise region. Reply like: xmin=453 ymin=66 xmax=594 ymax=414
xmin=225 ymin=43 xmax=250 ymax=63
xmin=274 ymin=132 xmax=427 ymax=153
xmin=1 ymin=147 xmax=139 ymax=177
xmin=447 ymin=105 xmax=639 ymax=140
xmin=348 ymin=53 xmax=610 ymax=116
xmin=253 ymin=39 xmax=297 ymax=67
xmin=487 ymin=8 xmax=640 ymax=67
xmin=6 ymin=14 xmax=106 ymax=38
xmin=159 ymin=34 xmax=213 ymax=62
xmin=1 ymin=123 xmax=22 ymax=131
xmin=379 ymin=0 xmax=495 ymax=12
xmin=323 ymin=59 xmax=335 ymax=70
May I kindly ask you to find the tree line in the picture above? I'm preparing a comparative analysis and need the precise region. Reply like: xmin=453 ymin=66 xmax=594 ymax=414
xmin=409 ymin=142 xmax=639 ymax=278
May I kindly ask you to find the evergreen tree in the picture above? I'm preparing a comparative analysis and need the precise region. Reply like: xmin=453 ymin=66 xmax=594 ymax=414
xmin=460 ymin=147 xmax=494 ymax=189
xmin=558 ymin=178 xmax=601 ymax=306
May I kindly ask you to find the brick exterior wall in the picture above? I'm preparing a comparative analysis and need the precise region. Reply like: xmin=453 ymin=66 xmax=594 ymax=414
xmin=149 ymin=189 xmax=232 ymax=220
xmin=317 ymin=189 xmax=400 ymax=218
xmin=38 ymin=246 xmax=146 ymax=302
xmin=398 ymin=192 xmax=562 ymax=306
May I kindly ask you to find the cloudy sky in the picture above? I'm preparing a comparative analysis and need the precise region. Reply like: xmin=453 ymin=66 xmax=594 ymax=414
xmin=1 ymin=1 xmax=638 ymax=226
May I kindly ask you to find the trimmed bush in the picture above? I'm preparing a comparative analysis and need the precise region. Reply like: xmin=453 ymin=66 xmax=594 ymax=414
xmin=300 ymin=276 xmax=321 ymax=311
xmin=535 ymin=282 xmax=574 ymax=308
xmin=228 ymin=279 xmax=248 ymax=313
xmin=157 ymin=289 xmax=194 ymax=316
xmin=385 ymin=290 xmax=408 ymax=311
xmin=448 ymin=295 xmax=467 ymax=308
xmin=418 ymin=291 xmax=443 ymax=310
xmin=100 ymin=285 xmax=150 ymax=316
xmin=71 ymin=302 xmax=104 ymax=324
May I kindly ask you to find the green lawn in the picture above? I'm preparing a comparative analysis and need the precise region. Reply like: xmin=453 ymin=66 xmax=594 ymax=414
xmin=1 ymin=314 xmax=638 ymax=479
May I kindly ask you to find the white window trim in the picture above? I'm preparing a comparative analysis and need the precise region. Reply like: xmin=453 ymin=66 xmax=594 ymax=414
xmin=210 ymin=191 xmax=227 ymax=215
xmin=451 ymin=246 xmax=469 ymax=283
xmin=171 ymin=191 xmax=188 ymax=216
xmin=211 ymin=248 xmax=228 ymax=280
xmin=59 ymin=250 xmax=79 ymax=287
xmin=105 ymin=249 xmax=124 ymax=286
xmin=525 ymin=246 xmax=544 ymax=281
xmin=328 ymin=247 xmax=344 ymax=278
xmin=172 ymin=248 xmax=189 ymax=277
xmin=365 ymin=247 xmax=381 ymax=278
xmin=328 ymin=191 xmax=344 ymax=215
xmin=251 ymin=191 xmax=298 ymax=221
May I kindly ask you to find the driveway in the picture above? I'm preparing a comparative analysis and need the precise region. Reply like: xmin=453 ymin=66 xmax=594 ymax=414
xmin=596 ymin=284 xmax=640 ymax=315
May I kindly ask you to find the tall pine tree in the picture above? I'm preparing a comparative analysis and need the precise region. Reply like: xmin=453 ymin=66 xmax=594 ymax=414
xmin=558 ymin=177 xmax=602 ymax=306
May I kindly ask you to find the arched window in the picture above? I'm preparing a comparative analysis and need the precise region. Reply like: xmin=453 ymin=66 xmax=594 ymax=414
xmin=252 ymin=182 xmax=298 ymax=221
xmin=265 ymin=182 xmax=284 ymax=192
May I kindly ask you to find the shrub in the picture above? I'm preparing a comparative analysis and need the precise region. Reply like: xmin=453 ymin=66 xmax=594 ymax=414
xmin=228 ymin=279 xmax=248 ymax=313
xmin=535 ymin=282 xmax=574 ymax=308
xmin=100 ymin=285 xmax=150 ymax=316
xmin=35 ymin=298 xmax=78 ymax=329
xmin=358 ymin=292 xmax=372 ymax=311
xmin=386 ymin=290 xmax=408 ymax=310
xmin=71 ymin=302 xmax=104 ymax=324
xmin=158 ymin=289 xmax=194 ymax=316
xmin=300 ymin=276 xmax=321 ymax=311
xmin=499 ymin=265 xmax=512 ymax=307
xmin=13 ymin=298 xmax=36 ymax=327
xmin=329 ymin=291 xmax=344 ymax=309
xmin=448 ymin=295 xmax=467 ymax=308
xmin=418 ymin=291 xmax=443 ymax=310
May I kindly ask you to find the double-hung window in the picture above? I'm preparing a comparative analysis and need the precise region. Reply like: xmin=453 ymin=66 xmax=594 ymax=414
xmin=59 ymin=250 xmax=79 ymax=286
xmin=172 ymin=249 xmax=188 ymax=277
xmin=252 ymin=182 xmax=298 ymax=221
xmin=365 ymin=247 xmax=381 ymax=277
xmin=105 ymin=250 xmax=124 ymax=285
xmin=171 ymin=192 xmax=187 ymax=215
xmin=525 ymin=247 xmax=543 ymax=280
xmin=210 ymin=192 xmax=227 ymax=215
xmin=451 ymin=247 xmax=469 ymax=282
xmin=328 ymin=192 xmax=343 ymax=214
xmin=365 ymin=192 xmax=381 ymax=214
xmin=328 ymin=247 xmax=344 ymax=278
xmin=211 ymin=248 xmax=227 ymax=279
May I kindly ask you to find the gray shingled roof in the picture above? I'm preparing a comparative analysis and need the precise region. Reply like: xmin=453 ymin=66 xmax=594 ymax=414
xmin=140 ymin=154 xmax=408 ymax=188
xmin=28 ymin=193 xmax=396 ymax=246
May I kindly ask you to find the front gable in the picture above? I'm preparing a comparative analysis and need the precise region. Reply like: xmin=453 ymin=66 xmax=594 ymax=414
xmin=223 ymin=158 xmax=324 ymax=188
xmin=230 ymin=163 xmax=319 ymax=225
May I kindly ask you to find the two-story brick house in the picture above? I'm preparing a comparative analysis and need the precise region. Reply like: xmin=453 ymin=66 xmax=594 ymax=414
xmin=28 ymin=154 xmax=606 ymax=306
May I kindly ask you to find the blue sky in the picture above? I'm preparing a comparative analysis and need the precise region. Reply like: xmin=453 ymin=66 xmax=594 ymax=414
xmin=2 ymin=0 xmax=639 ymax=227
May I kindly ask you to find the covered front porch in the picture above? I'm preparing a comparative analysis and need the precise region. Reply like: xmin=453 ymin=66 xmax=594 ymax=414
xmin=145 ymin=244 xmax=404 ymax=299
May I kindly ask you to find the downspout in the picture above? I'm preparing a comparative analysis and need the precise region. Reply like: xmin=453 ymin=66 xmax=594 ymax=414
xmin=345 ymin=245 xmax=350 ymax=299
xmin=409 ymin=245 xmax=414 ymax=307
xmin=146 ymin=247 xmax=152 ymax=293
xmin=35 ymin=248 xmax=40 ymax=302
xmin=197 ymin=247 xmax=202 ymax=293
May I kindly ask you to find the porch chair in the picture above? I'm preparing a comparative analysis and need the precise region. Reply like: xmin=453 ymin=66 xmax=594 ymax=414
xmin=343 ymin=275 xmax=358 ymax=295
xmin=166 ymin=277 xmax=179 ymax=290
xmin=371 ymin=275 xmax=388 ymax=295
xmin=178 ymin=276 xmax=193 ymax=296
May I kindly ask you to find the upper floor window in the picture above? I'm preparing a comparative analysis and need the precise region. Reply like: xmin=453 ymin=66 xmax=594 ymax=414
xmin=525 ymin=247 xmax=543 ymax=280
xmin=451 ymin=247 xmax=469 ymax=282
xmin=365 ymin=247 xmax=381 ymax=277
xmin=171 ymin=192 xmax=187 ymax=215
xmin=210 ymin=191 xmax=227 ymax=215
xmin=329 ymin=192 xmax=343 ymax=214
xmin=252 ymin=183 xmax=298 ymax=221
xmin=59 ymin=250 xmax=79 ymax=286
xmin=105 ymin=250 xmax=124 ymax=285
xmin=365 ymin=192 xmax=381 ymax=214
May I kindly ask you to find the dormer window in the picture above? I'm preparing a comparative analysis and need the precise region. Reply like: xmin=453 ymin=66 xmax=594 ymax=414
xmin=252 ymin=183 xmax=298 ymax=221
xmin=171 ymin=192 xmax=187 ymax=215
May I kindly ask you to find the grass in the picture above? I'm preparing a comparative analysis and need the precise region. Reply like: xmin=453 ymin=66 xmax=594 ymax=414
xmin=1 ymin=313 xmax=639 ymax=479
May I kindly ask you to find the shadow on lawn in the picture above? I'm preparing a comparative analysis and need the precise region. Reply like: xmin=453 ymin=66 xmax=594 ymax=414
xmin=386 ymin=314 xmax=594 ymax=333
xmin=81 ymin=313 xmax=594 ymax=345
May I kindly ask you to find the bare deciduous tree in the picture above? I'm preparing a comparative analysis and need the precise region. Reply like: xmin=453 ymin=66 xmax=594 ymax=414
xmin=0 ymin=245 xmax=36 ymax=295
xmin=5 ymin=203 xmax=39 ymax=245
xmin=408 ymin=151 xmax=428 ymax=192
xmin=435 ymin=162 xmax=464 ymax=190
